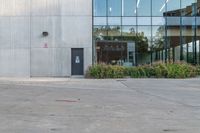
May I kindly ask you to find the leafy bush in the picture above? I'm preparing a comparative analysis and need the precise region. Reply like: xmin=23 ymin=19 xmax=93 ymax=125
xmin=165 ymin=62 xmax=197 ymax=78
xmin=196 ymin=65 xmax=200 ymax=76
xmin=86 ymin=62 xmax=199 ymax=79
xmin=153 ymin=63 xmax=168 ymax=78
xmin=86 ymin=64 xmax=126 ymax=79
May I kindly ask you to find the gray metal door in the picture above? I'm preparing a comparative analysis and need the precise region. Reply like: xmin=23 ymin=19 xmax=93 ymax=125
xmin=71 ymin=48 xmax=84 ymax=75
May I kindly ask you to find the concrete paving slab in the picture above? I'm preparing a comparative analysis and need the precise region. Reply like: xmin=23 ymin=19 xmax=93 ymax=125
xmin=0 ymin=78 xmax=199 ymax=133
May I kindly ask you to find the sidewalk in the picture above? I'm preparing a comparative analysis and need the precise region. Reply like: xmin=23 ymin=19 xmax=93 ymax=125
xmin=0 ymin=77 xmax=73 ymax=83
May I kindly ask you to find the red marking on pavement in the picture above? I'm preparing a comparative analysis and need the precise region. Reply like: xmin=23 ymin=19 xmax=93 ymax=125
xmin=56 ymin=99 xmax=80 ymax=103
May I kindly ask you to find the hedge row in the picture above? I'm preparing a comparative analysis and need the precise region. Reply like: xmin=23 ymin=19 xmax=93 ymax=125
xmin=86 ymin=62 xmax=200 ymax=79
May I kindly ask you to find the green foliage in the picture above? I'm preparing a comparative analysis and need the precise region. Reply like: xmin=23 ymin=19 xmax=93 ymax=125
xmin=86 ymin=62 xmax=199 ymax=79
xmin=86 ymin=64 xmax=126 ymax=79
xmin=196 ymin=65 xmax=200 ymax=76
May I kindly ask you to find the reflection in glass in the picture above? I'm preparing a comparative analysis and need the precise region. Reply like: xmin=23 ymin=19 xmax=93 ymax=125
xmin=152 ymin=17 xmax=165 ymax=25
xmin=152 ymin=0 xmax=166 ymax=16
xmin=108 ymin=0 xmax=121 ymax=16
xmin=167 ymin=17 xmax=180 ymax=25
xmin=152 ymin=26 xmax=165 ymax=50
xmin=108 ymin=17 xmax=121 ymax=25
xmin=122 ymin=17 xmax=136 ymax=25
xmin=167 ymin=23 xmax=180 ymax=61
xmin=181 ymin=0 xmax=196 ymax=16
xmin=197 ymin=17 xmax=200 ymax=64
xmin=182 ymin=17 xmax=195 ymax=25
xmin=183 ymin=44 xmax=187 ymax=62
xmin=152 ymin=26 xmax=165 ymax=62
xmin=166 ymin=0 xmax=181 ymax=16
xmin=197 ymin=41 xmax=200 ymax=64
xmin=137 ymin=0 xmax=151 ymax=16
xmin=92 ymin=0 xmax=200 ymax=65
xmin=188 ymin=42 xmax=193 ymax=63
xmin=137 ymin=17 xmax=151 ymax=25
xmin=94 ymin=17 xmax=107 ymax=25
xmin=122 ymin=0 xmax=137 ymax=16
xmin=107 ymin=26 xmax=121 ymax=37
xmin=122 ymin=26 xmax=136 ymax=36
xmin=93 ymin=0 xmax=107 ymax=16
xmin=137 ymin=26 xmax=152 ymax=65
xmin=93 ymin=26 xmax=107 ymax=40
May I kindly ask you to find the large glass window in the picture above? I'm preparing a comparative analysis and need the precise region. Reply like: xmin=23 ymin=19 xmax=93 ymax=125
xmin=152 ymin=0 xmax=166 ymax=16
xmin=152 ymin=17 xmax=165 ymax=25
xmin=197 ymin=41 xmax=200 ymax=64
xmin=137 ymin=26 xmax=152 ymax=65
xmin=93 ymin=0 xmax=200 ymax=65
xmin=196 ymin=17 xmax=200 ymax=64
xmin=166 ymin=0 xmax=181 ymax=16
xmin=166 ymin=17 xmax=180 ymax=25
xmin=94 ymin=26 xmax=107 ymax=40
xmin=93 ymin=0 xmax=107 ymax=16
xmin=188 ymin=42 xmax=194 ymax=63
xmin=122 ymin=26 xmax=136 ymax=36
xmin=198 ymin=0 xmax=200 ymax=16
xmin=167 ymin=24 xmax=180 ymax=61
xmin=122 ymin=0 xmax=137 ymax=16
xmin=181 ymin=0 xmax=196 ymax=16
xmin=182 ymin=17 xmax=195 ymax=62
xmin=107 ymin=26 xmax=121 ymax=37
xmin=94 ymin=17 xmax=107 ymax=25
xmin=108 ymin=17 xmax=121 ymax=25
xmin=138 ymin=17 xmax=151 ymax=25
xmin=108 ymin=0 xmax=122 ymax=16
xmin=122 ymin=17 xmax=136 ymax=25
xmin=152 ymin=26 xmax=165 ymax=62
xmin=137 ymin=0 xmax=151 ymax=16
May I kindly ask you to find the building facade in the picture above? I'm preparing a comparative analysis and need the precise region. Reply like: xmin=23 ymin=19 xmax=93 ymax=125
xmin=0 ymin=0 xmax=200 ymax=77
xmin=0 ymin=0 xmax=92 ymax=77
xmin=93 ymin=0 xmax=200 ymax=66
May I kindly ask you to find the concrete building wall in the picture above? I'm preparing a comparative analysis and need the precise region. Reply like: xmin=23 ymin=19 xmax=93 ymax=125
xmin=0 ymin=0 xmax=92 ymax=77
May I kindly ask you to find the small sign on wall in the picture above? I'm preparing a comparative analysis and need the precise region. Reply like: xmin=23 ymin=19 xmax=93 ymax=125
xmin=75 ymin=56 xmax=80 ymax=64
xmin=43 ymin=43 xmax=48 ymax=48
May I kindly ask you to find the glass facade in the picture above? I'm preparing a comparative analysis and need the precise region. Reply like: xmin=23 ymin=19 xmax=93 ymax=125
xmin=93 ymin=0 xmax=200 ymax=66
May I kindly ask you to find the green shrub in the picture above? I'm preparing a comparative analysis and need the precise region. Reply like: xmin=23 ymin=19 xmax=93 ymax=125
xmin=86 ymin=64 xmax=126 ymax=79
xmin=86 ymin=63 xmax=199 ymax=79
xmin=166 ymin=62 xmax=197 ymax=78
xmin=153 ymin=63 xmax=168 ymax=78
xmin=196 ymin=65 xmax=200 ymax=76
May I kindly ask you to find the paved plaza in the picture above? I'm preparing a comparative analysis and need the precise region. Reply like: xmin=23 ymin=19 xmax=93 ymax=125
xmin=0 ymin=78 xmax=200 ymax=133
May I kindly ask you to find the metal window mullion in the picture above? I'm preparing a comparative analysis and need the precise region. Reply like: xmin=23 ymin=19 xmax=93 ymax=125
xmin=150 ymin=0 xmax=153 ymax=64
xmin=106 ymin=0 xmax=108 ymax=36
xmin=164 ymin=0 xmax=168 ymax=63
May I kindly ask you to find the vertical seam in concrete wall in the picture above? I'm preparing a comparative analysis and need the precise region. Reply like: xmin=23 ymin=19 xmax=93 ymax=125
xmin=30 ymin=0 xmax=32 ymax=77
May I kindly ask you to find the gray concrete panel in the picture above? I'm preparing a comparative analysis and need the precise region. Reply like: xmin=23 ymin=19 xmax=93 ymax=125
xmin=52 ymin=48 xmax=70 ymax=77
xmin=11 ymin=17 xmax=30 ymax=48
xmin=31 ymin=0 xmax=61 ymax=16
xmin=61 ymin=16 xmax=92 ymax=48
xmin=61 ymin=0 xmax=92 ymax=16
xmin=31 ymin=48 xmax=54 ymax=77
xmin=31 ymin=48 xmax=70 ymax=77
xmin=84 ymin=47 xmax=92 ymax=74
xmin=0 ymin=49 xmax=30 ymax=77
xmin=0 ymin=0 xmax=14 ymax=16
xmin=0 ymin=0 xmax=92 ymax=77
xmin=31 ymin=16 xmax=62 ymax=48
xmin=13 ymin=0 xmax=30 ymax=16
xmin=0 ymin=17 xmax=11 ymax=48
